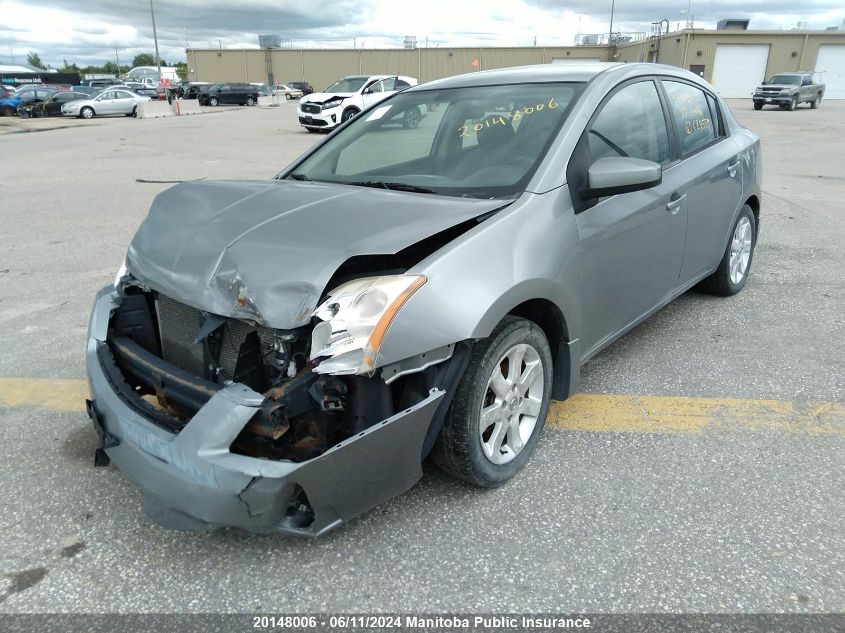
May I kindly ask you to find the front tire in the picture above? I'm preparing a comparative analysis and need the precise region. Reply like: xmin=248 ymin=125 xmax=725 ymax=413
xmin=699 ymin=204 xmax=757 ymax=296
xmin=433 ymin=316 xmax=552 ymax=487
xmin=80 ymin=106 xmax=94 ymax=119
xmin=787 ymin=96 xmax=798 ymax=111
xmin=341 ymin=108 xmax=358 ymax=123
xmin=753 ymin=102 xmax=763 ymax=111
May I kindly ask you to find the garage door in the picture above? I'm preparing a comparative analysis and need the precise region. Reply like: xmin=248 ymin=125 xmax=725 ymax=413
xmin=814 ymin=45 xmax=845 ymax=99
xmin=711 ymin=44 xmax=770 ymax=98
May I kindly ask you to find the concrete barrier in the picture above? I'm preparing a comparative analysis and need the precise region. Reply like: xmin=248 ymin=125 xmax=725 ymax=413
xmin=172 ymin=99 xmax=201 ymax=116
xmin=137 ymin=101 xmax=174 ymax=119
xmin=257 ymin=96 xmax=280 ymax=107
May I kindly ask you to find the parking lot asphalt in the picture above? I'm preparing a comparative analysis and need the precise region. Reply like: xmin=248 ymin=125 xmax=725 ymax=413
xmin=0 ymin=100 xmax=842 ymax=613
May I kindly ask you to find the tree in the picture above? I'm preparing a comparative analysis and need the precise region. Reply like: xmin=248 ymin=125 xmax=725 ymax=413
xmin=175 ymin=62 xmax=187 ymax=80
xmin=26 ymin=51 xmax=45 ymax=69
xmin=102 ymin=61 xmax=120 ymax=75
xmin=132 ymin=53 xmax=156 ymax=67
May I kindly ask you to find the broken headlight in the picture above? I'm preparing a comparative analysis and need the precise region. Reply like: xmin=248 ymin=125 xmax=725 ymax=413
xmin=310 ymin=275 xmax=426 ymax=375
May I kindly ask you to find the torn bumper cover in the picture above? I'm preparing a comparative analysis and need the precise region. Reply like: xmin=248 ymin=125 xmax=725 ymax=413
xmin=85 ymin=287 xmax=444 ymax=536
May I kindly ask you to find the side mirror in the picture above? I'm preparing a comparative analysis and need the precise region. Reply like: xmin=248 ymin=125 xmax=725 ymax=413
xmin=761 ymin=80 xmax=768 ymax=85
xmin=582 ymin=157 xmax=662 ymax=199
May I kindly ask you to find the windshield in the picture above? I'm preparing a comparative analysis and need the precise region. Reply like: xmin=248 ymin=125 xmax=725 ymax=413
xmin=769 ymin=75 xmax=801 ymax=85
xmin=286 ymin=82 xmax=583 ymax=198
xmin=324 ymin=77 xmax=368 ymax=93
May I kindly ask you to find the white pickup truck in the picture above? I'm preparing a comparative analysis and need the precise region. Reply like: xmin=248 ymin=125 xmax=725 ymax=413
xmin=752 ymin=72 xmax=825 ymax=111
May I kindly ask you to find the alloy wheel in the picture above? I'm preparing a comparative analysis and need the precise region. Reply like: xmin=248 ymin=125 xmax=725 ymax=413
xmin=479 ymin=343 xmax=544 ymax=465
xmin=729 ymin=216 xmax=753 ymax=285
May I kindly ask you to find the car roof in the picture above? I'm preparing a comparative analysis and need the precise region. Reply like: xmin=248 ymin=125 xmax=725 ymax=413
xmin=408 ymin=62 xmax=718 ymax=93
xmin=411 ymin=63 xmax=617 ymax=91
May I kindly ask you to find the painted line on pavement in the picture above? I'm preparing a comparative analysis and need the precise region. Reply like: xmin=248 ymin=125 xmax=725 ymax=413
xmin=0 ymin=377 xmax=842 ymax=435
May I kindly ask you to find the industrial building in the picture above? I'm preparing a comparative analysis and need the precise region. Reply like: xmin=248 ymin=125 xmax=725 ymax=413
xmin=186 ymin=27 xmax=845 ymax=99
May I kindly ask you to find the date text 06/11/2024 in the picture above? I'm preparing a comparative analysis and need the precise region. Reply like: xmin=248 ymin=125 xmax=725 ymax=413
xmin=252 ymin=615 xmax=593 ymax=629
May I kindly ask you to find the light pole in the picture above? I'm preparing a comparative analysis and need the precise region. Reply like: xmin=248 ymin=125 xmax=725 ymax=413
xmin=608 ymin=0 xmax=615 ymax=45
xmin=149 ymin=0 xmax=162 ymax=82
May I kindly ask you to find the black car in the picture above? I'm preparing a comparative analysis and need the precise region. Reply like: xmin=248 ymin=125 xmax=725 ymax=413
xmin=287 ymin=81 xmax=314 ymax=95
xmin=19 ymin=91 xmax=87 ymax=117
xmin=199 ymin=83 xmax=260 ymax=106
xmin=178 ymin=83 xmax=207 ymax=99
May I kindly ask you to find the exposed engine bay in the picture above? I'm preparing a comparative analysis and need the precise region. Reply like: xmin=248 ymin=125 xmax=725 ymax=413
xmin=106 ymin=275 xmax=462 ymax=464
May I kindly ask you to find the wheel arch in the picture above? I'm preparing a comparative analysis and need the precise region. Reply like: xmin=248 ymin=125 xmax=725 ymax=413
xmin=745 ymin=194 xmax=760 ymax=224
xmin=506 ymin=298 xmax=577 ymax=401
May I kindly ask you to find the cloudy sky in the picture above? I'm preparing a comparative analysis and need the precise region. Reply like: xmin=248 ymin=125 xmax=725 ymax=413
xmin=2 ymin=0 xmax=843 ymax=68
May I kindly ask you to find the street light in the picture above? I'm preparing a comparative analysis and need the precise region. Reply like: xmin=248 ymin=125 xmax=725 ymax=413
xmin=149 ymin=0 xmax=162 ymax=82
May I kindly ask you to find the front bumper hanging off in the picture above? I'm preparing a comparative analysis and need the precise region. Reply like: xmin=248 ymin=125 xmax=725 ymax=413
xmin=85 ymin=287 xmax=445 ymax=536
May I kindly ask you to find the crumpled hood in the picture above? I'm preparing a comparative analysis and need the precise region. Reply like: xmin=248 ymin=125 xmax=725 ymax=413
xmin=301 ymin=92 xmax=353 ymax=104
xmin=126 ymin=179 xmax=504 ymax=328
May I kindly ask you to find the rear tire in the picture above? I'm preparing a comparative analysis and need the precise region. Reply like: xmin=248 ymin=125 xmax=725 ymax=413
xmin=245 ymin=96 xmax=255 ymax=106
xmin=698 ymin=205 xmax=757 ymax=296
xmin=208 ymin=97 xmax=219 ymax=106
xmin=433 ymin=316 xmax=552 ymax=487
xmin=810 ymin=95 xmax=821 ymax=109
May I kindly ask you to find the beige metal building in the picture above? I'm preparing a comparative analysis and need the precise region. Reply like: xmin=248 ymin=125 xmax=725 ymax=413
xmin=186 ymin=29 xmax=845 ymax=99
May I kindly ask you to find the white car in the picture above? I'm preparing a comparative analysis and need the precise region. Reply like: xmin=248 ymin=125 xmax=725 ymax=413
xmin=61 ymin=89 xmax=151 ymax=119
xmin=297 ymin=74 xmax=417 ymax=132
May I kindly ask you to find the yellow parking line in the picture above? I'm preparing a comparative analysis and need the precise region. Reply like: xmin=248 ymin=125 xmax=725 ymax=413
xmin=0 ymin=377 xmax=88 ymax=412
xmin=0 ymin=377 xmax=842 ymax=435
xmin=548 ymin=393 xmax=844 ymax=435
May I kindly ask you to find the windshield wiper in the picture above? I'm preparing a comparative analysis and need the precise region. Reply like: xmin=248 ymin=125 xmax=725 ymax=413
xmin=287 ymin=173 xmax=311 ymax=181
xmin=347 ymin=180 xmax=436 ymax=194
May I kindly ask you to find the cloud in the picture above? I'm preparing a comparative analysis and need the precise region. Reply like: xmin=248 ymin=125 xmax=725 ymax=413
xmin=2 ymin=0 xmax=843 ymax=69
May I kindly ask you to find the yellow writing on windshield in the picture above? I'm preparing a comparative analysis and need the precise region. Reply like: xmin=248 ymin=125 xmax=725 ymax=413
xmin=458 ymin=97 xmax=560 ymax=137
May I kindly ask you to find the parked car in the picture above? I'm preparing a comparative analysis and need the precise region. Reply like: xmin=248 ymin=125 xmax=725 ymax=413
xmin=251 ymin=83 xmax=273 ymax=96
xmin=180 ymin=83 xmax=211 ymax=100
xmin=18 ymin=91 xmax=87 ymax=117
xmin=198 ymin=83 xmax=260 ymax=106
xmin=0 ymin=88 xmax=56 ymax=116
xmin=287 ymin=81 xmax=314 ymax=95
xmin=272 ymin=84 xmax=303 ymax=99
xmin=87 ymin=63 xmax=761 ymax=536
xmin=297 ymin=74 xmax=417 ymax=132
xmin=752 ymin=72 xmax=825 ymax=111
xmin=61 ymin=89 xmax=151 ymax=118
xmin=87 ymin=78 xmax=121 ymax=89
xmin=111 ymin=84 xmax=159 ymax=98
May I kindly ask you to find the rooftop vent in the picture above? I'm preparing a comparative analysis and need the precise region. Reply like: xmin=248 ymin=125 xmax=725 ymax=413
xmin=716 ymin=19 xmax=750 ymax=30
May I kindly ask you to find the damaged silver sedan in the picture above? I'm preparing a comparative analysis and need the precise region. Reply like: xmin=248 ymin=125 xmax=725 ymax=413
xmin=86 ymin=63 xmax=761 ymax=535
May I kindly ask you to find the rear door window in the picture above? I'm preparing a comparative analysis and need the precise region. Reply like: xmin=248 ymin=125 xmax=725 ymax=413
xmin=661 ymin=80 xmax=718 ymax=155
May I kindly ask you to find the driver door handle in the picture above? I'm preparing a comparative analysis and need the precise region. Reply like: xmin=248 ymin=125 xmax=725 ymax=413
xmin=728 ymin=160 xmax=741 ymax=178
xmin=666 ymin=193 xmax=686 ymax=214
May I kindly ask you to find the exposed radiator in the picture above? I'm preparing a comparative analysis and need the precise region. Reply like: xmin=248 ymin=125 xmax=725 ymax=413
xmin=155 ymin=294 xmax=277 ymax=382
